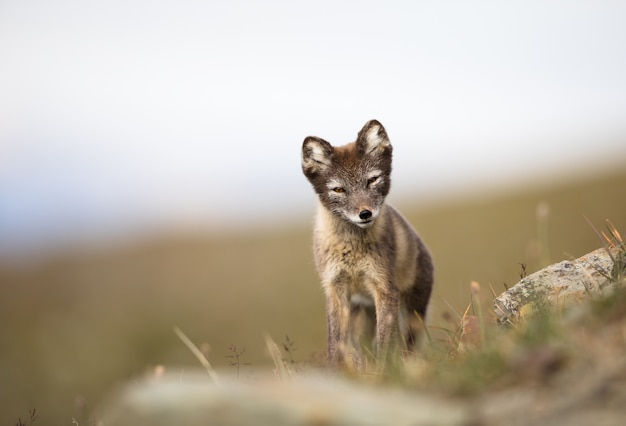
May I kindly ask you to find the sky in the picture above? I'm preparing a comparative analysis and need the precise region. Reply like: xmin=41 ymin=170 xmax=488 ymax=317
xmin=1 ymin=0 xmax=626 ymax=257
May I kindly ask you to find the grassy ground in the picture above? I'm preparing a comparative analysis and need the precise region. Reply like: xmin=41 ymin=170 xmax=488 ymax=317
xmin=2 ymin=167 xmax=626 ymax=425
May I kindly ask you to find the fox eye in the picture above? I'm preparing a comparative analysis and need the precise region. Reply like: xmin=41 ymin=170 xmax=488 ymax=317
xmin=367 ymin=176 xmax=380 ymax=186
xmin=332 ymin=187 xmax=345 ymax=193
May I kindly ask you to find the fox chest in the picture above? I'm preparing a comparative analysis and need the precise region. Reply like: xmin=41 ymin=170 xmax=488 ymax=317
xmin=313 ymin=234 xmax=390 ymax=291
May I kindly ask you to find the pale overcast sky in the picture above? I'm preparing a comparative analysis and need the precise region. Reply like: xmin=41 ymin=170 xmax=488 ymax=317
xmin=1 ymin=0 xmax=626 ymax=256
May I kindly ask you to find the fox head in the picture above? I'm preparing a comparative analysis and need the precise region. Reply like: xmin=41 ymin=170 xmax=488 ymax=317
xmin=301 ymin=120 xmax=393 ymax=229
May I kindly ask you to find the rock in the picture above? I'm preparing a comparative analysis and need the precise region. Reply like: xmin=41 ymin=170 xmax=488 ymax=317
xmin=96 ymin=371 xmax=472 ymax=426
xmin=493 ymin=248 xmax=619 ymax=324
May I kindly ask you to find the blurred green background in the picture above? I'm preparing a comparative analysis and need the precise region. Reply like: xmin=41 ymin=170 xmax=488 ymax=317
xmin=1 ymin=168 xmax=625 ymax=424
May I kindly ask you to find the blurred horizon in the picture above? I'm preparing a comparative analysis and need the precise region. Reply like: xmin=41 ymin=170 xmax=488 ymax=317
xmin=2 ymin=0 xmax=626 ymax=258
xmin=1 ymin=160 xmax=626 ymax=263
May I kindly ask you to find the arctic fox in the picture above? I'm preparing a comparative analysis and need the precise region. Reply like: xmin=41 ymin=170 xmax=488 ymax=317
xmin=301 ymin=120 xmax=434 ymax=366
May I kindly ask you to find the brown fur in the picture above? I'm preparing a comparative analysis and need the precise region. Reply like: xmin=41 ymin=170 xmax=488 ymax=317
xmin=301 ymin=120 xmax=434 ymax=366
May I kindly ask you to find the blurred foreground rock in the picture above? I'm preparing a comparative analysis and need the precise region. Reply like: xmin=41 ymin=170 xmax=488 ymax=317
xmin=97 ymin=372 xmax=471 ymax=426
xmin=97 ymin=366 xmax=626 ymax=426
xmin=493 ymin=248 xmax=620 ymax=324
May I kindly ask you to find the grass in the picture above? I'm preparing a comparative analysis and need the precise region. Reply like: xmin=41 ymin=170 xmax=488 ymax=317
xmin=593 ymin=219 xmax=626 ymax=285
xmin=405 ymin=220 xmax=625 ymax=396
xmin=164 ymin=283 xmax=626 ymax=408
xmin=13 ymin=229 xmax=626 ymax=425
xmin=14 ymin=409 xmax=38 ymax=426
xmin=168 ymin=221 xmax=625 ymax=399
xmin=173 ymin=326 xmax=221 ymax=384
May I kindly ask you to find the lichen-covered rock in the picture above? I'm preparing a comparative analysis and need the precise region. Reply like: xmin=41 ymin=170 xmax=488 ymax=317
xmin=493 ymin=248 xmax=617 ymax=324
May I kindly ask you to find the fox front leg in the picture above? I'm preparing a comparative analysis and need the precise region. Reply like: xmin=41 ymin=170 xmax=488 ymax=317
xmin=325 ymin=292 xmax=351 ymax=366
xmin=374 ymin=290 xmax=401 ymax=359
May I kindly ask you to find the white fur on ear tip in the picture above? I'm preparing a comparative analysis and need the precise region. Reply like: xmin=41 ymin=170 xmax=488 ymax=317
xmin=364 ymin=124 xmax=390 ymax=154
xmin=303 ymin=139 xmax=332 ymax=171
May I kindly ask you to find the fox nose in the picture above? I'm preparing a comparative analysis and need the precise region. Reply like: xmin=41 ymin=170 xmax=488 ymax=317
xmin=359 ymin=209 xmax=372 ymax=220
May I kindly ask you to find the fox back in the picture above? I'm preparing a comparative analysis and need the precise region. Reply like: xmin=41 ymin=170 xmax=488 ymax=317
xmin=301 ymin=120 xmax=434 ymax=366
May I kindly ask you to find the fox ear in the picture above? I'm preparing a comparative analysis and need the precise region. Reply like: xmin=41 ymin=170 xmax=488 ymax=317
xmin=302 ymin=136 xmax=333 ymax=175
xmin=356 ymin=120 xmax=391 ymax=155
